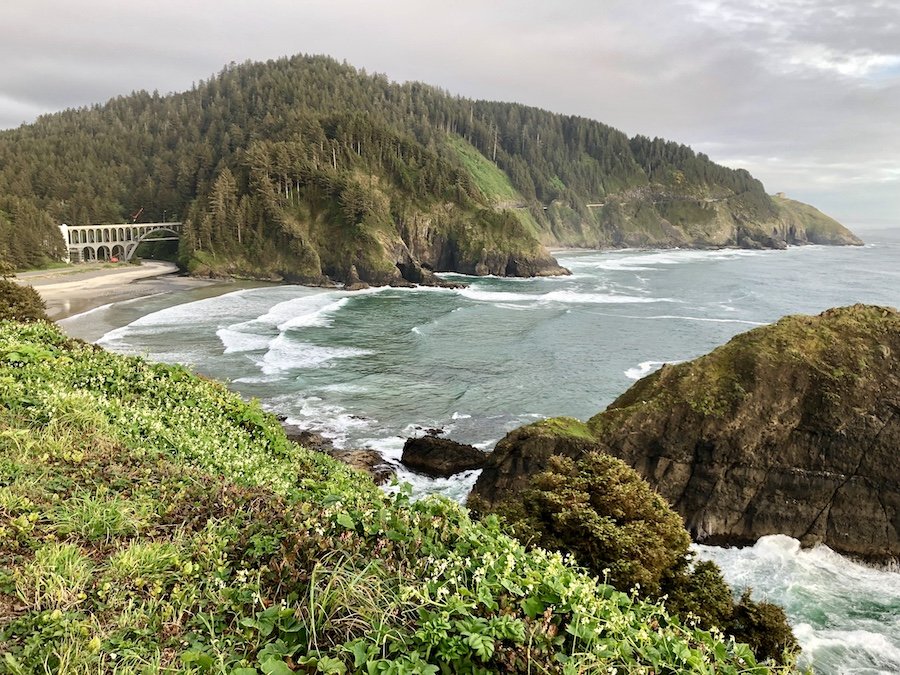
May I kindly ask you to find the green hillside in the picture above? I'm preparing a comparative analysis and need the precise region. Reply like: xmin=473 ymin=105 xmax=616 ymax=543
xmin=0 ymin=55 xmax=860 ymax=280
xmin=0 ymin=320 xmax=792 ymax=672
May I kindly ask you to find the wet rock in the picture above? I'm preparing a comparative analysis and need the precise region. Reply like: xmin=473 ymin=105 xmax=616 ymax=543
xmin=401 ymin=435 xmax=488 ymax=478
xmin=281 ymin=425 xmax=333 ymax=452
xmin=328 ymin=449 xmax=394 ymax=486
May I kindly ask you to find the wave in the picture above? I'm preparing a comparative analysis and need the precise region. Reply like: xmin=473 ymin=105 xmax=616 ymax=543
xmin=256 ymin=293 xmax=352 ymax=330
xmin=275 ymin=396 xmax=374 ymax=449
xmin=641 ymin=314 xmax=767 ymax=325
xmin=561 ymin=248 xmax=766 ymax=272
xmin=457 ymin=288 xmax=674 ymax=305
xmin=696 ymin=535 xmax=900 ymax=674
xmin=624 ymin=360 xmax=680 ymax=380
xmin=216 ymin=327 xmax=273 ymax=354
xmin=258 ymin=335 xmax=371 ymax=375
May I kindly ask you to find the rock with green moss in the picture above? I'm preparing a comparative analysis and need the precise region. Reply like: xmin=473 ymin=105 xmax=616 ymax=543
xmin=471 ymin=451 xmax=799 ymax=665
xmin=472 ymin=304 xmax=900 ymax=562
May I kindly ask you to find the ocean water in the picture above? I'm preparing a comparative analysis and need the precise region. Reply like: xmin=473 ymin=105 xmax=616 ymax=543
xmin=62 ymin=224 xmax=900 ymax=673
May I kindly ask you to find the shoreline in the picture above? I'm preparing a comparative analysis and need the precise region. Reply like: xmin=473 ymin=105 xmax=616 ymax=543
xmin=16 ymin=261 xmax=220 ymax=321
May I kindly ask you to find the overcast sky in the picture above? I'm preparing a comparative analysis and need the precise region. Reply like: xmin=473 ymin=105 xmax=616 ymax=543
xmin=1 ymin=0 xmax=897 ymax=224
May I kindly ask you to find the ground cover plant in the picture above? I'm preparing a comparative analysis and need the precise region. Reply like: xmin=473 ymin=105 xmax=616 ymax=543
xmin=0 ymin=320 xmax=794 ymax=673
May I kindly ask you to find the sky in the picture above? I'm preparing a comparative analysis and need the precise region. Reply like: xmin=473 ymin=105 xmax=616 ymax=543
xmin=1 ymin=0 xmax=898 ymax=225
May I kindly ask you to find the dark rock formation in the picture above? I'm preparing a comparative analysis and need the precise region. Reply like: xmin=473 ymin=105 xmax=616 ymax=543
xmin=401 ymin=435 xmax=488 ymax=478
xmin=471 ymin=305 xmax=900 ymax=562
xmin=471 ymin=418 xmax=598 ymax=499
xmin=281 ymin=424 xmax=394 ymax=485
xmin=282 ymin=425 xmax=334 ymax=452
xmin=344 ymin=265 xmax=370 ymax=291
xmin=328 ymin=449 xmax=395 ymax=486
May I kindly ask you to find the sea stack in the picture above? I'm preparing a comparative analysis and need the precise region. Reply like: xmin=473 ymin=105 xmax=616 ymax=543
xmin=471 ymin=304 xmax=900 ymax=563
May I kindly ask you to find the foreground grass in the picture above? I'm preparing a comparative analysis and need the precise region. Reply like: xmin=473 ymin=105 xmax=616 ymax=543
xmin=0 ymin=321 xmax=787 ymax=673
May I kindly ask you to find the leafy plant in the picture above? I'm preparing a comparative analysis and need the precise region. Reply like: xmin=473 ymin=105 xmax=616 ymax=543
xmin=0 ymin=320 xmax=794 ymax=673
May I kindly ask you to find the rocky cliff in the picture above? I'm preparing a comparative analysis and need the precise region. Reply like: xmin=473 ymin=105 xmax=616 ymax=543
xmin=470 ymin=305 xmax=900 ymax=562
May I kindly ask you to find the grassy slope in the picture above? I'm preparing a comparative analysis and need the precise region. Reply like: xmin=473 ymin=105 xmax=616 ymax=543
xmin=0 ymin=321 xmax=783 ymax=673
xmin=772 ymin=196 xmax=863 ymax=245
xmin=445 ymin=135 xmax=543 ymax=239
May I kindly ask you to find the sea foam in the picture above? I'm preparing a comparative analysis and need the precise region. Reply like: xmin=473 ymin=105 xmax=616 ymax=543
xmin=696 ymin=535 xmax=900 ymax=674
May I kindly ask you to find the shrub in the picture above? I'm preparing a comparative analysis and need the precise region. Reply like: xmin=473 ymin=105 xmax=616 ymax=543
xmin=0 ymin=279 xmax=49 ymax=322
xmin=489 ymin=451 xmax=691 ymax=596
xmin=486 ymin=450 xmax=799 ymax=665
xmin=729 ymin=590 xmax=799 ymax=664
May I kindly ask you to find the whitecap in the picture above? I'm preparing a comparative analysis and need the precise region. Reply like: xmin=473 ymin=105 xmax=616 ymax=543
xmin=256 ymin=292 xmax=350 ymax=329
xmin=696 ymin=535 xmax=900 ymax=674
xmin=258 ymin=335 xmax=371 ymax=375
xmin=216 ymin=327 xmax=273 ymax=354
xmin=456 ymin=287 xmax=673 ymax=306
xmin=541 ymin=289 xmax=674 ymax=304
xmin=385 ymin=467 xmax=483 ymax=503
xmin=640 ymin=314 xmax=767 ymax=325
xmin=281 ymin=400 xmax=374 ymax=448
xmin=624 ymin=360 xmax=678 ymax=380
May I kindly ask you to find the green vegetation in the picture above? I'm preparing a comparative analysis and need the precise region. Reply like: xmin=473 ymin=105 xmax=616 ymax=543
xmin=446 ymin=135 xmax=522 ymax=205
xmin=772 ymin=196 xmax=863 ymax=245
xmin=0 ymin=55 xmax=855 ymax=279
xmin=0 ymin=265 xmax=49 ymax=323
xmin=593 ymin=304 xmax=899 ymax=425
xmin=481 ymin=453 xmax=798 ymax=666
xmin=0 ymin=320 xmax=790 ymax=673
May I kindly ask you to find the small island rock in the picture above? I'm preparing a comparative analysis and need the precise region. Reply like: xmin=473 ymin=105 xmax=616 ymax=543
xmin=401 ymin=435 xmax=488 ymax=477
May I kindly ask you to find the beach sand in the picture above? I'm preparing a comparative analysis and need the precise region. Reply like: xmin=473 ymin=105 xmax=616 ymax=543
xmin=15 ymin=262 xmax=220 ymax=320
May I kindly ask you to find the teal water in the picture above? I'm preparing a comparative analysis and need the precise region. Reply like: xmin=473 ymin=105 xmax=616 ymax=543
xmin=62 ymin=224 xmax=900 ymax=673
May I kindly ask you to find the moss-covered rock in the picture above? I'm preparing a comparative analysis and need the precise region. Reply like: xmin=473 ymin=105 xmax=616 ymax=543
xmin=472 ymin=304 xmax=900 ymax=562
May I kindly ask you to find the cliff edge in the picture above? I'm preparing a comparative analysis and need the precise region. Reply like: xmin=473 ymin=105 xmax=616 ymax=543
xmin=471 ymin=305 xmax=899 ymax=562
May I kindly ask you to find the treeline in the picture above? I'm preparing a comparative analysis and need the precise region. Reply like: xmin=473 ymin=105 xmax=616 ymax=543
xmin=0 ymin=54 xmax=777 ymax=272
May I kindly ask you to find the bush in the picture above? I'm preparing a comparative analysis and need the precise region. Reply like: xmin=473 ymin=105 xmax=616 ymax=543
xmin=729 ymin=590 xmax=799 ymax=664
xmin=486 ymin=451 xmax=799 ymax=665
xmin=0 ymin=279 xmax=49 ymax=322
xmin=489 ymin=452 xmax=691 ymax=596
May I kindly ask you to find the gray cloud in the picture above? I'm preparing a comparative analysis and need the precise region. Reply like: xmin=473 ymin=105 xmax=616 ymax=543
xmin=0 ymin=0 xmax=896 ymax=222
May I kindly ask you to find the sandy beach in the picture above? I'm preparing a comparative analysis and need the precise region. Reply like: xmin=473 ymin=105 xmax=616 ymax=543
xmin=15 ymin=262 xmax=220 ymax=320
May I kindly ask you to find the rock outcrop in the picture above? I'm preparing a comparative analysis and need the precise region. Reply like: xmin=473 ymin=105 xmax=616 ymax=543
xmin=282 ymin=424 xmax=394 ymax=485
xmin=470 ymin=305 xmax=900 ymax=562
xmin=401 ymin=435 xmax=488 ymax=477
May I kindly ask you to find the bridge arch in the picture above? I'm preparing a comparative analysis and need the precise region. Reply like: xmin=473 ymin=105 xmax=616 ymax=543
xmin=58 ymin=222 xmax=181 ymax=264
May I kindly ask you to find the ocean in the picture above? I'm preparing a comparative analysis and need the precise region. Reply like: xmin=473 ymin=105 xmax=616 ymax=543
xmin=62 ymin=223 xmax=900 ymax=673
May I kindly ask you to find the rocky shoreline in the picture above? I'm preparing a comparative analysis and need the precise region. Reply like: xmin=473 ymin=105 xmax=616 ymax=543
xmin=469 ymin=305 xmax=899 ymax=563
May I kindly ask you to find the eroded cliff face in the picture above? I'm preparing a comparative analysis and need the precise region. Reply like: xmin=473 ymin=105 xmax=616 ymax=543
xmin=470 ymin=305 xmax=899 ymax=562
xmin=539 ymin=188 xmax=863 ymax=251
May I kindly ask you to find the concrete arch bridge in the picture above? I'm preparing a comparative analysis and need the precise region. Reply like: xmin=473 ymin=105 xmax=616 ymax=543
xmin=59 ymin=222 xmax=181 ymax=263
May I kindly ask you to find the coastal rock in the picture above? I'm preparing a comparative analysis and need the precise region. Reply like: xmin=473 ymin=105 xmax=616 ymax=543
xmin=470 ymin=305 xmax=900 ymax=562
xmin=282 ymin=425 xmax=334 ymax=452
xmin=281 ymin=424 xmax=394 ymax=484
xmin=344 ymin=265 xmax=370 ymax=291
xmin=328 ymin=449 xmax=395 ymax=486
xmin=471 ymin=418 xmax=598 ymax=498
xmin=401 ymin=435 xmax=488 ymax=477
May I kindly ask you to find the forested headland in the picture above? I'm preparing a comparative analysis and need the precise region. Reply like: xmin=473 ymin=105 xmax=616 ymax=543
xmin=0 ymin=54 xmax=860 ymax=282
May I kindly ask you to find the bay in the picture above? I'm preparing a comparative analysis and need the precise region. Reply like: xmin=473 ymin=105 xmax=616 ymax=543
xmin=61 ymin=222 xmax=900 ymax=673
